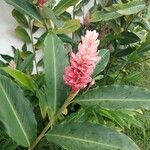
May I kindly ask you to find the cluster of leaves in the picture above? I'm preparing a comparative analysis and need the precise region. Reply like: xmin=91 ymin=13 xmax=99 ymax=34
xmin=0 ymin=0 xmax=150 ymax=149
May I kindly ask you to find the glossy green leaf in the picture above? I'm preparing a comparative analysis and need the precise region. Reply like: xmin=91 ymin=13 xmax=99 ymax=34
xmin=53 ymin=0 xmax=80 ymax=16
xmin=13 ymin=48 xmax=21 ymax=69
xmin=0 ymin=75 xmax=37 ymax=147
xmin=115 ymin=47 xmax=136 ymax=57
xmin=97 ymin=0 xmax=108 ymax=8
xmin=44 ymin=32 xmax=69 ymax=115
xmin=4 ymin=0 xmax=42 ymax=22
xmin=75 ymin=0 xmax=90 ymax=11
xmin=35 ymin=32 xmax=48 ymax=49
xmin=19 ymin=54 xmax=34 ymax=72
xmin=36 ymin=89 xmax=48 ymax=119
xmin=12 ymin=9 xmax=29 ymax=28
xmin=43 ymin=8 xmax=63 ymax=28
xmin=93 ymin=49 xmax=110 ymax=77
xmin=138 ymin=43 xmax=150 ymax=53
xmin=15 ymin=26 xmax=31 ymax=43
xmin=91 ymin=10 xmax=121 ymax=22
xmin=138 ymin=33 xmax=150 ymax=53
xmin=2 ymin=67 xmax=36 ymax=92
xmin=113 ymin=0 xmax=145 ymax=15
xmin=75 ymin=85 xmax=150 ymax=110
xmin=58 ymin=34 xmax=75 ymax=45
xmin=118 ymin=32 xmax=140 ymax=45
xmin=0 ymin=54 xmax=13 ymax=62
xmin=53 ymin=19 xmax=81 ymax=34
xmin=91 ymin=0 xmax=145 ymax=22
xmin=147 ymin=5 xmax=150 ymax=20
xmin=46 ymin=122 xmax=139 ymax=150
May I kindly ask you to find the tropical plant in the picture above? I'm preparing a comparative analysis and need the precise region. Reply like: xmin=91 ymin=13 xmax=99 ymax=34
xmin=0 ymin=0 xmax=150 ymax=149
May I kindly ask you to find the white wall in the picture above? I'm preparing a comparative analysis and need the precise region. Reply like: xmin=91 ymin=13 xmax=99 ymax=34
xmin=0 ymin=0 xmax=94 ymax=55
xmin=0 ymin=0 xmax=22 ymax=55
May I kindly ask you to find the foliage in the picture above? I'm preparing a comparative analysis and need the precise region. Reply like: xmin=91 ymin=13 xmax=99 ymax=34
xmin=0 ymin=0 xmax=150 ymax=149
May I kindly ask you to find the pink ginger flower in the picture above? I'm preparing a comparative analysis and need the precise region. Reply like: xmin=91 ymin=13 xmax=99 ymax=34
xmin=63 ymin=30 xmax=100 ymax=93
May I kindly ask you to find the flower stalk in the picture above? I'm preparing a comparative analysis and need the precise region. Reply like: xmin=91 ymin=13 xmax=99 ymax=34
xmin=29 ymin=91 xmax=78 ymax=150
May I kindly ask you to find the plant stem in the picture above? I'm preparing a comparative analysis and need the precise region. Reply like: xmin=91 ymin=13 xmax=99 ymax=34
xmin=55 ymin=91 xmax=79 ymax=121
xmin=29 ymin=20 xmax=39 ymax=75
xmin=29 ymin=91 xmax=79 ymax=150
xmin=28 ymin=120 xmax=53 ymax=150
xmin=43 ymin=18 xmax=49 ymax=31
xmin=39 ymin=7 xmax=49 ymax=31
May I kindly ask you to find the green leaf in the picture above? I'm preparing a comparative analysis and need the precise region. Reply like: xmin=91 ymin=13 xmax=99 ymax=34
xmin=36 ymin=89 xmax=48 ymax=119
xmin=53 ymin=0 xmax=80 ymax=16
xmin=44 ymin=32 xmax=69 ymax=115
xmin=0 ymin=75 xmax=37 ymax=147
xmin=4 ymin=0 xmax=42 ymax=22
xmin=146 ymin=5 xmax=150 ymax=20
xmin=138 ymin=43 xmax=150 ymax=53
xmin=2 ymin=67 xmax=36 ymax=92
xmin=15 ymin=26 xmax=31 ymax=43
xmin=43 ymin=8 xmax=63 ymax=28
xmin=93 ymin=49 xmax=110 ymax=77
xmin=12 ymin=9 xmax=29 ymax=28
xmin=19 ymin=53 xmax=34 ymax=72
xmin=46 ymin=122 xmax=139 ymax=150
xmin=91 ymin=0 xmax=145 ymax=22
xmin=113 ymin=0 xmax=145 ymax=15
xmin=0 ymin=54 xmax=13 ymax=62
xmin=75 ymin=85 xmax=150 ymax=110
xmin=91 ymin=10 xmax=121 ymax=22
xmin=53 ymin=19 xmax=81 ymax=34
xmin=75 ymin=0 xmax=90 ymax=11
xmin=97 ymin=0 xmax=108 ymax=8
xmin=138 ymin=33 xmax=150 ymax=53
xmin=58 ymin=34 xmax=75 ymax=45
xmin=118 ymin=32 xmax=140 ymax=45
xmin=35 ymin=32 xmax=48 ymax=49
xmin=115 ymin=47 xmax=136 ymax=57
xmin=13 ymin=48 xmax=21 ymax=69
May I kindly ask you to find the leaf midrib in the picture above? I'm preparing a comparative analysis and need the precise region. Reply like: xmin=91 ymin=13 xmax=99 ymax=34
xmin=0 ymin=82 xmax=30 ymax=145
xmin=51 ymin=36 xmax=57 ymax=112
xmin=48 ymin=133 xmax=120 ymax=149
xmin=76 ymin=98 xmax=150 ymax=102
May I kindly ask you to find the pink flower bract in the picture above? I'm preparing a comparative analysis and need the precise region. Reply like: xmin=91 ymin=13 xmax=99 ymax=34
xmin=63 ymin=30 xmax=100 ymax=93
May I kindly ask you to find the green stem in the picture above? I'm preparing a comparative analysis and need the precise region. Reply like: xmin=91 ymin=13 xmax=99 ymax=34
xmin=29 ymin=20 xmax=39 ymax=75
xmin=43 ymin=18 xmax=49 ymax=31
xmin=39 ymin=7 xmax=49 ymax=31
xmin=29 ymin=91 xmax=79 ymax=150
xmin=55 ymin=91 xmax=79 ymax=121
xmin=28 ymin=121 xmax=53 ymax=150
